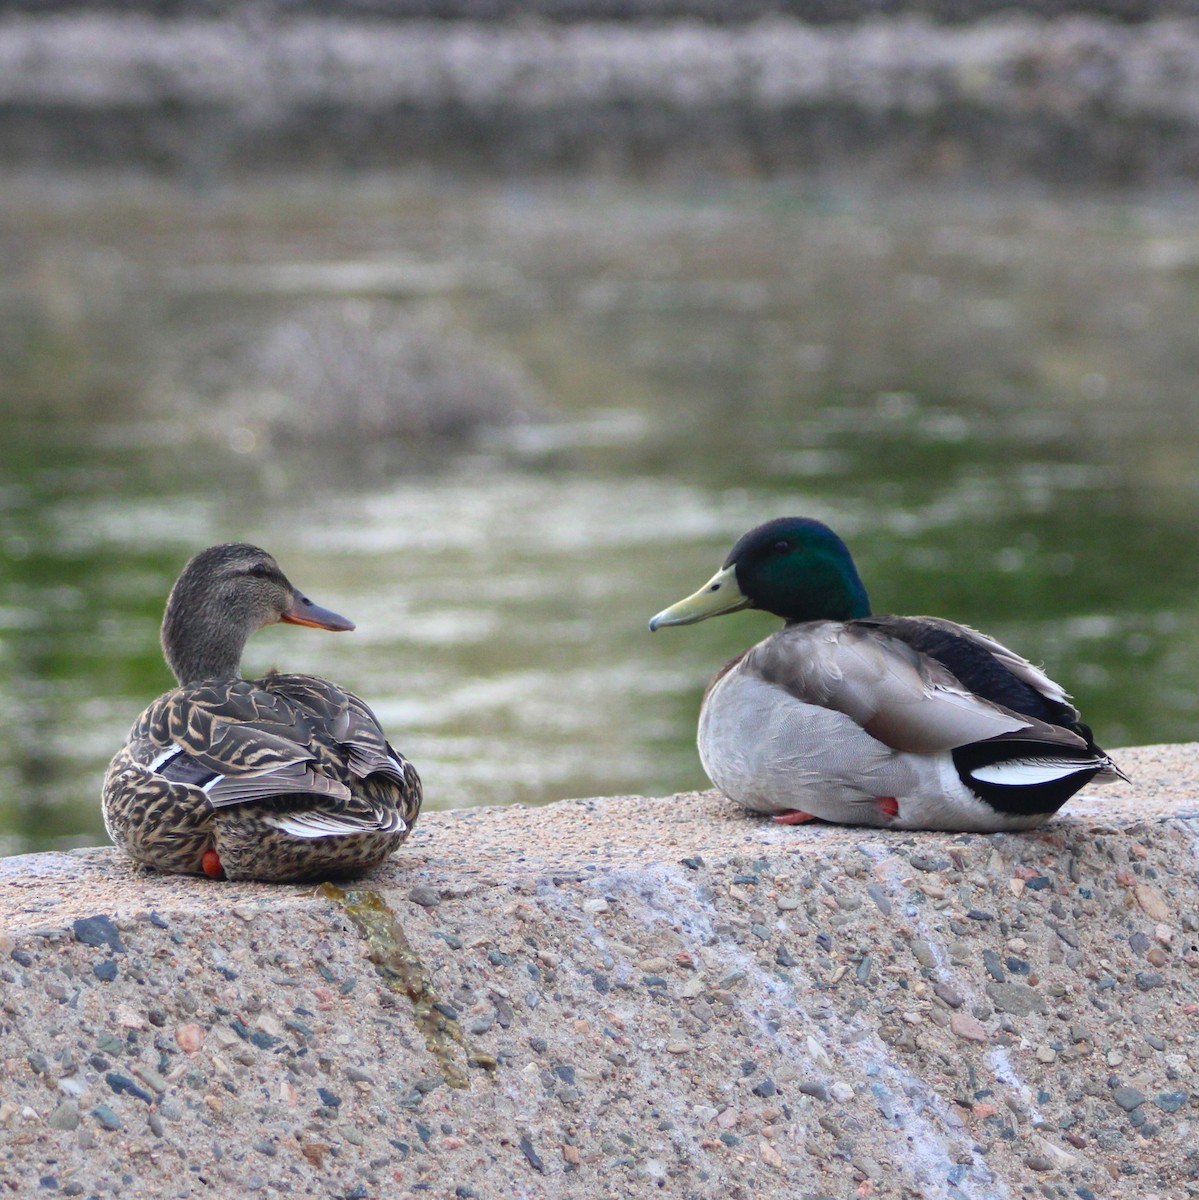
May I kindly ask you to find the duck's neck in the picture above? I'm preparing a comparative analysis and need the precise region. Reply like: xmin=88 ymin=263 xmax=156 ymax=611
xmin=766 ymin=559 xmax=872 ymax=626
xmin=161 ymin=592 xmax=252 ymax=685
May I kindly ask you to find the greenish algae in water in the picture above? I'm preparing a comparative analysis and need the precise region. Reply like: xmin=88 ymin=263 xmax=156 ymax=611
xmin=319 ymin=883 xmax=497 ymax=1085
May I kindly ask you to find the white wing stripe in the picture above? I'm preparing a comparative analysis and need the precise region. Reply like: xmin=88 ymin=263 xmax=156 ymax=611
xmin=146 ymin=746 xmax=182 ymax=773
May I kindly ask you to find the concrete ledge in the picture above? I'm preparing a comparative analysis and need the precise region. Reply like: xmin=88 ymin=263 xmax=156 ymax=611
xmin=1 ymin=743 xmax=1197 ymax=1198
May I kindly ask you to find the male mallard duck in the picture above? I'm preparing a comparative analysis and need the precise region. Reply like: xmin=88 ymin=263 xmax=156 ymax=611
xmin=649 ymin=517 xmax=1124 ymax=832
xmin=103 ymin=544 xmax=421 ymax=882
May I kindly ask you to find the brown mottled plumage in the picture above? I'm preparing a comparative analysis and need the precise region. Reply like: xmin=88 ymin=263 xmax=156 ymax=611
xmin=102 ymin=544 xmax=421 ymax=882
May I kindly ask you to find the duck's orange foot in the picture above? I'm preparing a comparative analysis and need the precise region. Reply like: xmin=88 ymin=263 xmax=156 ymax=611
xmin=201 ymin=850 xmax=226 ymax=880
xmin=772 ymin=810 xmax=817 ymax=825
xmin=876 ymin=796 xmax=900 ymax=819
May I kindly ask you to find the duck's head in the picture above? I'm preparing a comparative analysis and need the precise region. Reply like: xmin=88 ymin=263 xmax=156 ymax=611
xmin=161 ymin=543 xmax=355 ymax=684
xmin=648 ymin=517 xmax=871 ymax=630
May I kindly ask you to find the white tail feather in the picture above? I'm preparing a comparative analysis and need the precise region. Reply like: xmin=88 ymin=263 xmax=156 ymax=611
xmin=970 ymin=758 xmax=1100 ymax=787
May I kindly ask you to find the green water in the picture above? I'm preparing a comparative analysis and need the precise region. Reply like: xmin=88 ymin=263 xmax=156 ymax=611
xmin=2 ymin=175 xmax=1197 ymax=855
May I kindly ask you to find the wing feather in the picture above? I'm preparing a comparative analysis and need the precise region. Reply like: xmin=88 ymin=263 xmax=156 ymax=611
xmin=916 ymin=617 xmax=1072 ymax=707
xmin=856 ymin=615 xmax=1078 ymax=721
xmin=204 ymin=764 xmax=350 ymax=808
xmin=125 ymin=674 xmax=403 ymax=813
xmin=747 ymin=621 xmax=1084 ymax=756
xmin=264 ymin=674 xmax=405 ymax=781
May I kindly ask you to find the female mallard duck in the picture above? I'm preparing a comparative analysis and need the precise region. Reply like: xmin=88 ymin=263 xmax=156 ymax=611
xmin=649 ymin=517 xmax=1124 ymax=832
xmin=103 ymin=544 xmax=421 ymax=882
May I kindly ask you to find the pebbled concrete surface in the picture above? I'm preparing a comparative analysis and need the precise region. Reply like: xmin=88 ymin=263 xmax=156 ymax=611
xmin=1 ymin=743 xmax=1197 ymax=1199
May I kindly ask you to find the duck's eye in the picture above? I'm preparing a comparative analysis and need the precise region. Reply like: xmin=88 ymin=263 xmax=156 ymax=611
xmin=772 ymin=540 xmax=790 ymax=554
xmin=243 ymin=564 xmax=274 ymax=579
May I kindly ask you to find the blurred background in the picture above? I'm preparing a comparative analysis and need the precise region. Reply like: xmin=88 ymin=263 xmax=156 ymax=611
xmin=2 ymin=0 xmax=1198 ymax=855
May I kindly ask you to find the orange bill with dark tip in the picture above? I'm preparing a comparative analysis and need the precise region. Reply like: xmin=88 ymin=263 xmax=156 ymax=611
xmin=281 ymin=594 xmax=356 ymax=632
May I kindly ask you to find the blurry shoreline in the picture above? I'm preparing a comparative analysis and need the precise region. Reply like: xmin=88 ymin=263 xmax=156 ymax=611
xmin=3 ymin=13 xmax=1199 ymax=182
xmin=0 ymin=0 xmax=1194 ymax=20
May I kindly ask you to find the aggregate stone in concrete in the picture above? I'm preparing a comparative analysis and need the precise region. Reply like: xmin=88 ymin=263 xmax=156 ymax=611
xmin=0 ymin=742 xmax=1197 ymax=1199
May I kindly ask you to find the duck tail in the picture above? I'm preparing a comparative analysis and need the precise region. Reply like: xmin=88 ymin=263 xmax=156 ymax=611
xmin=953 ymin=732 xmax=1121 ymax=817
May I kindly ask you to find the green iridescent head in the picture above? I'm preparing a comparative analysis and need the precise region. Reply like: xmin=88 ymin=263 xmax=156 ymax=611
xmin=649 ymin=517 xmax=872 ymax=630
